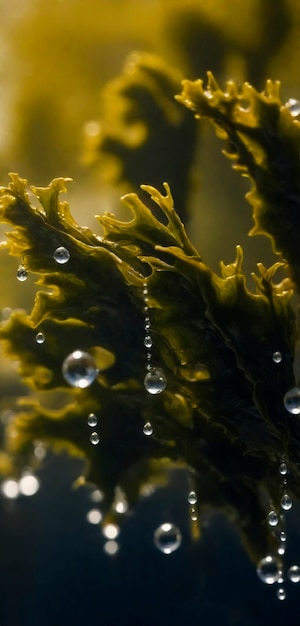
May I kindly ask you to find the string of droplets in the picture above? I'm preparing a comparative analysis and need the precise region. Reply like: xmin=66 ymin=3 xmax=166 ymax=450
xmin=142 ymin=281 xmax=167 ymax=436
xmin=256 ymin=350 xmax=300 ymax=600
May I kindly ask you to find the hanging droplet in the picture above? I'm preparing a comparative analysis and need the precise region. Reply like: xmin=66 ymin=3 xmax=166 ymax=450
xmin=35 ymin=332 xmax=45 ymax=344
xmin=287 ymin=565 xmax=300 ymax=583
xmin=278 ymin=570 xmax=284 ymax=584
xmin=256 ymin=556 xmax=282 ymax=585
xmin=90 ymin=432 xmax=100 ymax=445
xmin=279 ymin=462 xmax=288 ymax=476
xmin=276 ymin=588 xmax=286 ymax=601
xmin=143 ymin=422 xmax=153 ymax=436
xmin=53 ymin=246 xmax=70 ymax=264
xmin=283 ymin=387 xmax=300 ymax=415
xmin=280 ymin=531 xmax=287 ymax=543
xmin=286 ymin=98 xmax=300 ymax=117
xmin=153 ymin=523 xmax=182 ymax=555
xmin=190 ymin=508 xmax=198 ymax=521
xmin=187 ymin=491 xmax=198 ymax=505
xmin=62 ymin=350 xmax=98 ymax=388
xmin=87 ymin=413 xmax=98 ymax=427
xmin=144 ymin=318 xmax=151 ymax=330
xmin=144 ymin=335 xmax=153 ymax=349
xmin=280 ymin=493 xmax=293 ymax=511
xmin=278 ymin=545 xmax=286 ymax=556
xmin=16 ymin=265 xmax=28 ymax=282
xmin=267 ymin=510 xmax=279 ymax=527
xmin=144 ymin=367 xmax=167 ymax=394
xmin=272 ymin=351 xmax=282 ymax=364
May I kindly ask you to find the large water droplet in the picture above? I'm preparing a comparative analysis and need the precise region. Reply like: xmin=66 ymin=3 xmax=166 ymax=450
xmin=154 ymin=523 xmax=182 ymax=555
xmin=267 ymin=510 xmax=279 ymax=527
xmin=35 ymin=332 xmax=45 ymax=344
xmin=256 ymin=556 xmax=282 ymax=585
xmin=188 ymin=491 xmax=198 ymax=505
xmin=53 ymin=246 xmax=70 ymax=264
xmin=287 ymin=565 xmax=300 ymax=583
xmin=279 ymin=462 xmax=288 ymax=476
xmin=276 ymin=587 xmax=286 ymax=601
xmin=286 ymin=98 xmax=300 ymax=117
xmin=144 ymin=367 xmax=167 ymax=394
xmin=62 ymin=350 xmax=98 ymax=388
xmin=280 ymin=493 xmax=293 ymax=511
xmin=143 ymin=422 xmax=153 ymax=436
xmin=272 ymin=351 xmax=282 ymax=364
xmin=283 ymin=387 xmax=300 ymax=414
xmin=19 ymin=473 xmax=40 ymax=496
xmin=87 ymin=413 xmax=98 ymax=427
xmin=90 ymin=432 xmax=100 ymax=445
xmin=144 ymin=335 xmax=153 ymax=349
xmin=16 ymin=265 xmax=28 ymax=282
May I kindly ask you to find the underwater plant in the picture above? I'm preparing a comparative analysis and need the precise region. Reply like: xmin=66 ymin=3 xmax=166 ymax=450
xmin=2 ymin=59 xmax=300 ymax=602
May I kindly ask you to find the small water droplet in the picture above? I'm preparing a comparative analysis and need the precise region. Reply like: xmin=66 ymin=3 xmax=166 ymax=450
xmin=276 ymin=587 xmax=286 ymax=601
xmin=279 ymin=462 xmax=288 ymax=476
xmin=35 ymin=332 xmax=45 ymax=344
xmin=16 ymin=265 xmax=28 ymax=281
xmin=188 ymin=491 xmax=197 ymax=505
xmin=87 ymin=413 xmax=98 ymax=427
xmin=143 ymin=422 xmax=153 ymax=436
xmin=280 ymin=493 xmax=293 ymax=511
xmin=286 ymin=98 xmax=300 ymax=117
xmin=190 ymin=508 xmax=198 ymax=521
xmin=283 ymin=387 xmax=300 ymax=414
xmin=90 ymin=432 xmax=100 ymax=445
xmin=144 ymin=320 xmax=151 ymax=330
xmin=103 ymin=523 xmax=120 ymax=539
xmin=287 ymin=565 xmax=300 ymax=583
xmin=278 ymin=545 xmax=286 ymax=556
xmin=53 ymin=246 xmax=70 ymax=264
xmin=144 ymin=367 xmax=167 ymax=394
xmin=278 ymin=570 xmax=284 ymax=584
xmin=154 ymin=523 xmax=182 ymax=555
xmin=86 ymin=508 xmax=102 ymax=524
xmin=273 ymin=351 xmax=282 ymax=364
xmin=144 ymin=335 xmax=152 ymax=348
xmin=280 ymin=531 xmax=287 ymax=542
xmin=257 ymin=556 xmax=282 ymax=584
xmin=267 ymin=510 xmax=279 ymax=527
xmin=62 ymin=350 xmax=98 ymax=388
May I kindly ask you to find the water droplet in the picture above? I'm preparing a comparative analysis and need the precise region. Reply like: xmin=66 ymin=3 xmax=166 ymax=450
xmin=267 ymin=510 xmax=279 ymax=527
xmin=103 ymin=523 xmax=120 ymax=539
xmin=90 ymin=432 xmax=100 ymax=445
xmin=144 ymin=367 xmax=167 ymax=394
xmin=87 ymin=413 xmax=98 ymax=427
xmin=287 ymin=565 xmax=300 ymax=583
xmin=280 ymin=531 xmax=287 ymax=542
xmin=154 ymin=523 xmax=182 ymax=555
xmin=280 ymin=493 xmax=293 ymax=511
xmin=256 ymin=556 xmax=282 ymax=584
xmin=35 ymin=332 xmax=45 ymax=344
xmin=283 ymin=387 xmax=300 ymax=414
xmin=53 ymin=246 xmax=70 ymax=264
xmin=1 ymin=478 xmax=19 ymax=499
xmin=190 ymin=508 xmax=198 ymax=521
xmin=90 ymin=489 xmax=104 ymax=502
xmin=143 ymin=422 xmax=153 ymax=436
xmin=278 ymin=545 xmax=286 ymax=556
xmin=278 ymin=570 xmax=284 ymax=584
xmin=279 ymin=462 xmax=288 ymax=476
xmin=16 ymin=265 xmax=28 ymax=281
xmin=34 ymin=441 xmax=47 ymax=460
xmin=273 ymin=351 xmax=282 ymax=364
xmin=286 ymin=98 xmax=300 ymax=117
xmin=19 ymin=474 xmax=40 ymax=496
xmin=144 ymin=319 xmax=151 ymax=330
xmin=276 ymin=587 xmax=286 ymax=601
xmin=103 ymin=540 xmax=119 ymax=556
xmin=86 ymin=508 xmax=102 ymax=524
xmin=188 ymin=491 xmax=198 ymax=505
xmin=62 ymin=350 xmax=98 ymax=388
xmin=144 ymin=335 xmax=152 ymax=348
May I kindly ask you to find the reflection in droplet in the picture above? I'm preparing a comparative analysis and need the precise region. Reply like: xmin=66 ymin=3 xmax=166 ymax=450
xmin=256 ymin=556 xmax=281 ymax=584
xmin=90 ymin=432 xmax=100 ymax=445
xmin=283 ymin=387 xmax=300 ymax=414
xmin=87 ymin=413 xmax=98 ymax=427
xmin=187 ymin=491 xmax=198 ymax=505
xmin=267 ymin=510 xmax=279 ymax=527
xmin=86 ymin=509 xmax=102 ymax=524
xmin=19 ymin=474 xmax=40 ymax=496
xmin=1 ymin=478 xmax=19 ymax=499
xmin=272 ymin=351 xmax=282 ymax=364
xmin=53 ymin=246 xmax=70 ymax=264
xmin=35 ymin=332 xmax=45 ymax=344
xmin=62 ymin=350 xmax=98 ymax=388
xmin=153 ymin=523 xmax=182 ymax=555
xmin=103 ymin=540 xmax=119 ymax=556
xmin=280 ymin=493 xmax=293 ymax=511
xmin=16 ymin=265 xmax=28 ymax=281
xmin=287 ymin=565 xmax=300 ymax=583
xmin=102 ymin=523 xmax=120 ymax=540
xmin=143 ymin=421 xmax=153 ymax=436
xmin=276 ymin=587 xmax=286 ymax=601
xmin=144 ymin=367 xmax=167 ymax=394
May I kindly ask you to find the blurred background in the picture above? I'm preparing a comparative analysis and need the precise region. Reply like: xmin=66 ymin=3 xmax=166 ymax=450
xmin=1 ymin=1 xmax=300 ymax=624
